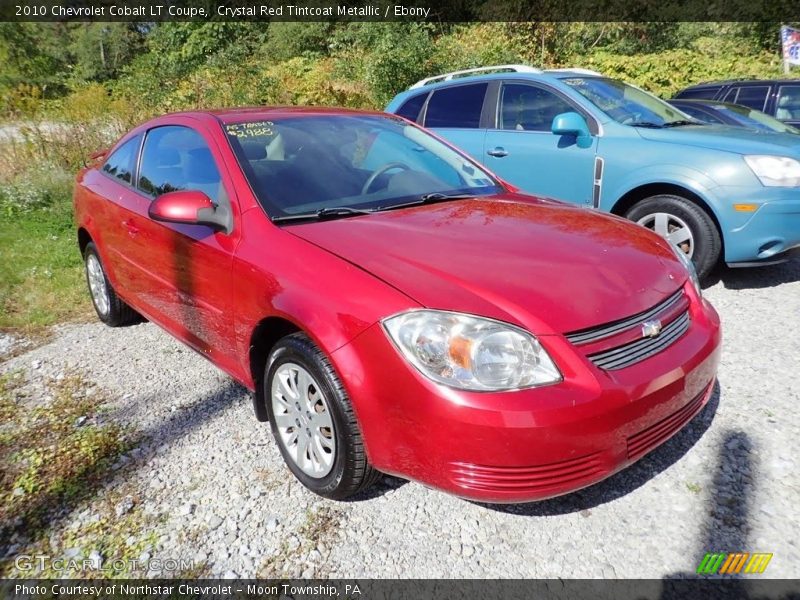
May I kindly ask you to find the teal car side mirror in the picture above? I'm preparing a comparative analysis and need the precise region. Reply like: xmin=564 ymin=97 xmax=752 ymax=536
xmin=552 ymin=112 xmax=593 ymax=149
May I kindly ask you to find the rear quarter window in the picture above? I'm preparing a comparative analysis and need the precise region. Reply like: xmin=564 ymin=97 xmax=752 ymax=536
xmin=101 ymin=136 xmax=140 ymax=184
xmin=396 ymin=93 xmax=428 ymax=123
xmin=424 ymin=83 xmax=488 ymax=129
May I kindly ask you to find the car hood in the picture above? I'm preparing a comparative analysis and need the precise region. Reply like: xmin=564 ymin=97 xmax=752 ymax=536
xmin=286 ymin=197 xmax=687 ymax=335
xmin=635 ymin=124 xmax=800 ymax=155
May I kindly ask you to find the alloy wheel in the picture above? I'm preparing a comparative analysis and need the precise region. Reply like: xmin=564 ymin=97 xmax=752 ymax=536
xmin=636 ymin=212 xmax=695 ymax=258
xmin=270 ymin=362 xmax=336 ymax=478
xmin=86 ymin=253 xmax=110 ymax=316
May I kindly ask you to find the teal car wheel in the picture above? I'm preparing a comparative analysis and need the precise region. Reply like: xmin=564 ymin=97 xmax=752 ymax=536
xmin=626 ymin=194 xmax=721 ymax=280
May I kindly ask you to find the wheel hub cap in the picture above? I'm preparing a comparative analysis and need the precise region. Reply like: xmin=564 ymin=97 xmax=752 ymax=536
xmin=86 ymin=254 xmax=110 ymax=316
xmin=271 ymin=362 xmax=335 ymax=478
xmin=636 ymin=212 xmax=695 ymax=259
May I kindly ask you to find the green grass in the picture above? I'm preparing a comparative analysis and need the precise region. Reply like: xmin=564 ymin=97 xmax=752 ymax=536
xmin=0 ymin=371 xmax=161 ymax=578
xmin=0 ymin=179 xmax=91 ymax=331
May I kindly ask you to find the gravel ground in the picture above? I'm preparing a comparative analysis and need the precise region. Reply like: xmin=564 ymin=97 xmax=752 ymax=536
xmin=2 ymin=259 xmax=799 ymax=579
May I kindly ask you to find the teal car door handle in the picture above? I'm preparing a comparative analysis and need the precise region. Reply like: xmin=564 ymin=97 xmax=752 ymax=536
xmin=487 ymin=147 xmax=508 ymax=158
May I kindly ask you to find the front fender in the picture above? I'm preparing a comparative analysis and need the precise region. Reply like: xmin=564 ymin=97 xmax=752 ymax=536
xmin=232 ymin=212 xmax=419 ymax=390
xmin=603 ymin=164 xmax=721 ymax=215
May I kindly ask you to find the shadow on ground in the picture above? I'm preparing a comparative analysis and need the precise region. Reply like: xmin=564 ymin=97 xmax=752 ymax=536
xmin=657 ymin=430 xmax=774 ymax=600
xmin=478 ymin=380 xmax=722 ymax=517
xmin=705 ymin=256 xmax=800 ymax=290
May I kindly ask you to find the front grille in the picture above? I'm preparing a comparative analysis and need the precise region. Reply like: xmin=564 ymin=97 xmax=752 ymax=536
xmin=565 ymin=289 xmax=684 ymax=345
xmin=587 ymin=310 xmax=690 ymax=370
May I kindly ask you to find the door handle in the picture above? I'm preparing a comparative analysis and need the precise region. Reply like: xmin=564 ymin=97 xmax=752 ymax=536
xmin=487 ymin=147 xmax=508 ymax=158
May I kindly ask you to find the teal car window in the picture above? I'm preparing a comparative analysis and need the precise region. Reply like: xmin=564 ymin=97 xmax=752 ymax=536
xmin=564 ymin=77 xmax=691 ymax=127
xmin=424 ymin=83 xmax=488 ymax=129
xmin=500 ymin=84 xmax=574 ymax=132
xmin=396 ymin=93 xmax=428 ymax=123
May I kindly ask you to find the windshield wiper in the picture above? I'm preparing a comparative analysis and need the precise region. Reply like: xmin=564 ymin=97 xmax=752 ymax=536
xmin=375 ymin=192 xmax=475 ymax=212
xmin=271 ymin=206 xmax=373 ymax=223
xmin=629 ymin=121 xmax=664 ymax=129
xmin=663 ymin=120 xmax=702 ymax=128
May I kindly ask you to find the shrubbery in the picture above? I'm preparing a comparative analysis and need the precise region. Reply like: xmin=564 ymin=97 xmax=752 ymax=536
xmin=1 ymin=22 xmax=798 ymax=205
xmin=0 ymin=21 xmax=798 ymax=330
xmin=3 ymin=22 xmax=797 ymax=133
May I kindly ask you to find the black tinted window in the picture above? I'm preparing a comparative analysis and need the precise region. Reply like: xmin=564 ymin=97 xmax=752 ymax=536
xmin=500 ymin=84 xmax=575 ymax=131
xmin=102 ymin=137 xmax=139 ymax=184
xmin=733 ymin=86 xmax=769 ymax=111
xmin=424 ymin=83 xmax=488 ymax=128
xmin=676 ymin=87 xmax=721 ymax=100
xmin=396 ymin=93 xmax=428 ymax=122
xmin=138 ymin=126 xmax=222 ymax=203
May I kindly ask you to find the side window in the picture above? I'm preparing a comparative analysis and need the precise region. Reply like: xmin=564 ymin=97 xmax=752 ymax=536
xmin=424 ymin=83 xmax=488 ymax=129
xmin=499 ymin=84 xmax=576 ymax=131
xmin=677 ymin=87 xmax=721 ymax=100
xmin=138 ymin=126 xmax=222 ymax=203
xmin=776 ymin=85 xmax=800 ymax=120
xmin=723 ymin=87 xmax=740 ymax=103
xmin=101 ymin=136 xmax=139 ymax=184
xmin=396 ymin=93 xmax=428 ymax=123
xmin=733 ymin=86 xmax=769 ymax=111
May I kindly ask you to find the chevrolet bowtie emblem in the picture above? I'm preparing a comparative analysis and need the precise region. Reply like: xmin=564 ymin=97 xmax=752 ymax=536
xmin=641 ymin=319 xmax=663 ymax=338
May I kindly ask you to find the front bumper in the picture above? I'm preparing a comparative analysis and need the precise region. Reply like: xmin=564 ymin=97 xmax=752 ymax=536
xmin=716 ymin=187 xmax=800 ymax=264
xmin=332 ymin=286 xmax=722 ymax=503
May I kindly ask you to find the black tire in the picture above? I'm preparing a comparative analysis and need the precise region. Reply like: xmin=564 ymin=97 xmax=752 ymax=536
xmin=625 ymin=194 xmax=721 ymax=280
xmin=265 ymin=332 xmax=380 ymax=500
xmin=83 ymin=242 xmax=138 ymax=327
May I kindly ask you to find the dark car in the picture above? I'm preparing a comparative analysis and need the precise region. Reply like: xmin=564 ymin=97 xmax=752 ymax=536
xmin=668 ymin=99 xmax=800 ymax=134
xmin=674 ymin=79 xmax=800 ymax=128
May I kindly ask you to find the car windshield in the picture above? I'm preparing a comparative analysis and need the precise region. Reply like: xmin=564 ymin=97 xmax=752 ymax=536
xmin=224 ymin=114 xmax=501 ymax=220
xmin=716 ymin=104 xmax=800 ymax=134
xmin=563 ymin=77 xmax=698 ymax=128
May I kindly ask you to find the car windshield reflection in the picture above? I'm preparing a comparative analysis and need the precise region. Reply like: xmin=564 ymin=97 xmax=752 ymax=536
xmin=224 ymin=114 xmax=501 ymax=220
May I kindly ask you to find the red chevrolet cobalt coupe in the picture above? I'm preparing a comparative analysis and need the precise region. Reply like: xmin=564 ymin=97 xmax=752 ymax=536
xmin=74 ymin=108 xmax=721 ymax=502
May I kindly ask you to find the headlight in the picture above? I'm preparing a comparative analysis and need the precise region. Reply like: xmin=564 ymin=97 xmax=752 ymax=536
xmin=744 ymin=155 xmax=800 ymax=187
xmin=382 ymin=310 xmax=562 ymax=391
xmin=670 ymin=242 xmax=702 ymax=296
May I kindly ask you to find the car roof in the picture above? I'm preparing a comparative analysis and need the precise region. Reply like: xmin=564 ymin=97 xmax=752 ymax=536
xmin=394 ymin=70 xmax=604 ymax=100
xmin=682 ymin=79 xmax=800 ymax=90
xmin=150 ymin=106 xmax=387 ymax=125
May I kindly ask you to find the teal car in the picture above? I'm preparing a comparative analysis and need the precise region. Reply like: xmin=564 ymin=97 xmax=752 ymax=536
xmin=386 ymin=65 xmax=800 ymax=278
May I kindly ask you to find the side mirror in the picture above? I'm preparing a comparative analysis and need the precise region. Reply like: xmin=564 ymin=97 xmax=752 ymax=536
xmin=551 ymin=112 xmax=593 ymax=149
xmin=148 ymin=190 xmax=229 ymax=232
